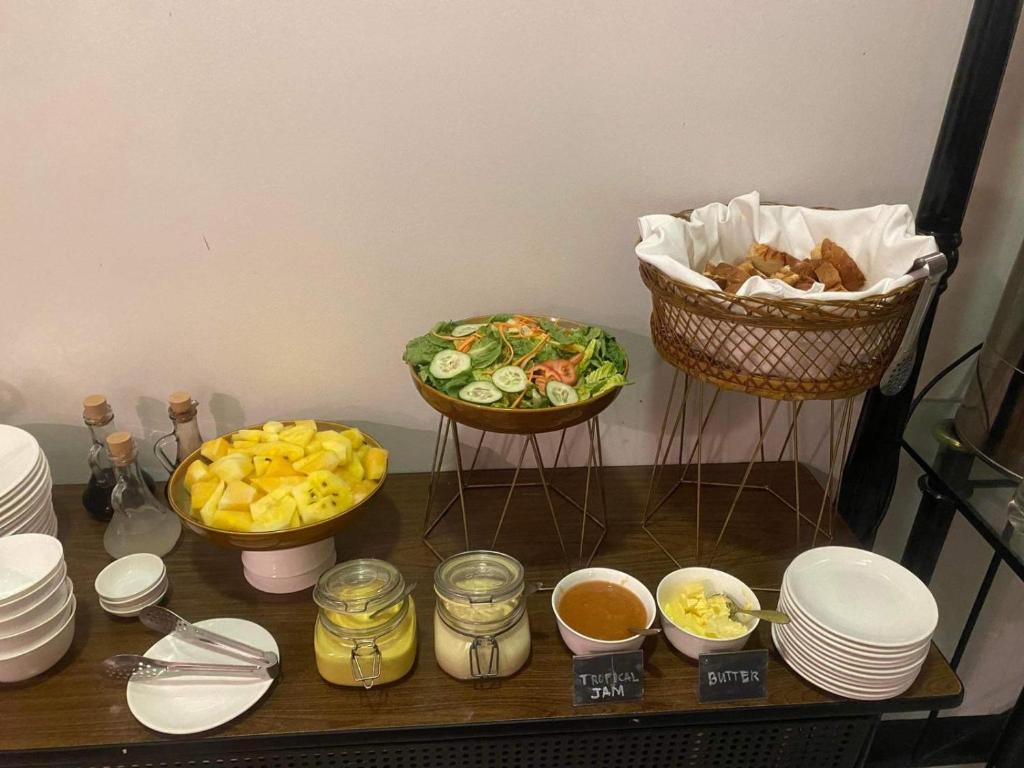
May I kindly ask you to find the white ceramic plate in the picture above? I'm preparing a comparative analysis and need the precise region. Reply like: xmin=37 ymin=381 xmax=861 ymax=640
xmin=0 ymin=427 xmax=42 ymax=499
xmin=126 ymin=618 xmax=278 ymax=734
xmin=783 ymin=546 xmax=937 ymax=647
xmin=773 ymin=623 xmax=921 ymax=699
xmin=0 ymin=470 xmax=50 ymax=525
xmin=773 ymin=623 xmax=926 ymax=682
xmin=2 ymin=499 xmax=55 ymax=536
xmin=778 ymin=592 xmax=929 ymax=662
xmin=0 ymin=460 xmax=48 ymax=517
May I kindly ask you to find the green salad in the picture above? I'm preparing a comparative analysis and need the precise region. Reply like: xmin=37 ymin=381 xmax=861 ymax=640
xmin=404 ymin=314 xmax=628 ymax=409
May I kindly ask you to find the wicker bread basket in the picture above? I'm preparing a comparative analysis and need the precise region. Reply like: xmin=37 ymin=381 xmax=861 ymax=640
xmin=639 ymin=210 xmax=922 ymax=401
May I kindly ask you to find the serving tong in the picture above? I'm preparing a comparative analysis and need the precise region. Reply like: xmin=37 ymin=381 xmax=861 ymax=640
xmin=102 ymin=606 xmax=278 ymax=681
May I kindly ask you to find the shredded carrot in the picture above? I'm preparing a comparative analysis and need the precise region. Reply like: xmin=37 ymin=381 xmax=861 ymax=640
xmin=511 ymin=389 xmax=528 ymax=408
xmin=513 ymin=333 xmax=549 ymax=368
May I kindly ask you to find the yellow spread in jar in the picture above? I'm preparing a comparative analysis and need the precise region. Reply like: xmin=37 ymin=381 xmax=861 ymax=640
xmin=662 ymin=583 xmax=749 ymax=639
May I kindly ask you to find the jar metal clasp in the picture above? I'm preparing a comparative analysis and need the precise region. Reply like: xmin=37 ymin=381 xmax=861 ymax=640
xmin=469 ymin=635 xmax=499 ymax=678
xmin=351 ymin=639 xmax=382 ymax=689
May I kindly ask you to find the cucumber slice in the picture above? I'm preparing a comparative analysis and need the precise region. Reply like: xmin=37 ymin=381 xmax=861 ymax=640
xmin=492 ymin=365 xmax=528 ymax=393
xmin=451 ymin=323 xmax=484 ymax=338
xmin=546 ymin=380 xmax=579 ymax=406
xmin=458 ymin=380 xmax=502 ymax=404
xmin=429 ymin=350 xmax=471 ymax=379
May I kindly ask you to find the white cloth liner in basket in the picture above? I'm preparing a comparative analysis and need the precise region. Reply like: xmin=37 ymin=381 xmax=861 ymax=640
xmin=634 ymin=192 xmax=939 ymax=382
xmin=635 ymin=191 xmax=938 ymax=302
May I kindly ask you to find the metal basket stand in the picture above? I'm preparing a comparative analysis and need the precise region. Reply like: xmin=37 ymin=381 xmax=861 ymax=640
xmin=422 ymin=415 xmax=607 ymax=571
xmin=641 ymin=369 xmax=856 ymax=567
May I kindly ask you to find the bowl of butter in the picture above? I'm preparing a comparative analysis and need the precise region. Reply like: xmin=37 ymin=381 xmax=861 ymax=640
xmin=656 ymin=567 xmax=759 ymax=659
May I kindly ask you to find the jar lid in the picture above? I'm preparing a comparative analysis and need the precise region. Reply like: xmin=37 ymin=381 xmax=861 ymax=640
xmin=434 ymin=550 xmax=524 ymax=605
xmin=314 ymin=558 xmax=405 ymax=615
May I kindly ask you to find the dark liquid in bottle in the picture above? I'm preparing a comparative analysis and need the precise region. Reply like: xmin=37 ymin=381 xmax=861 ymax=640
xmin=82 ymin=467 xmax=158 ymax=522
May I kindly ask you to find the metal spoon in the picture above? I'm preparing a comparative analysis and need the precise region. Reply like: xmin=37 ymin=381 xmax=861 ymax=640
xmin=711 ymin=593 xmax=791 ymax=624
xmin=628 ymin=626 xmax=662 ymax=637
xmin=102 ymin=654 xmax=277 ymax=681
xmin=139 ymin=606 xmax=279 ymax=667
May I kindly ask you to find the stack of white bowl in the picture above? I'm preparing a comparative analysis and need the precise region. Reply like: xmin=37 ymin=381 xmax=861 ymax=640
xmin=0 ymin=425 xmax=56 ymax=537
xmin=95 ymin=553 xmax=169 ymax=617
xmin=773 ymin=546 xmax=938 ymax=700
xmin=0 ymin=533 xmax=76 ymax=682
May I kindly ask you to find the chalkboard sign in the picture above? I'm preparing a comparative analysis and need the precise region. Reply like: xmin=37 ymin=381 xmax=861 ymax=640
xmin=572 ymin=650 xmax=644 ymax=706
xmin=698 ymin=649 xmax=768 ymax=703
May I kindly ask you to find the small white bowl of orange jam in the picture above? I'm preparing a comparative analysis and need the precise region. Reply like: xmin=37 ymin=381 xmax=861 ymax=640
xmin=551 ymin=567 xmax=656 ymax=656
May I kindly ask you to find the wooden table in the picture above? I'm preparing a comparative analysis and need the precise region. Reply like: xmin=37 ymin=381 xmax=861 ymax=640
xmin=0 ymin=465 xmax=961 ymax=768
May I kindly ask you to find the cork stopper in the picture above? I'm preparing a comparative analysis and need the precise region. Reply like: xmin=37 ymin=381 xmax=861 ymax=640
xmin=82 ymin=394 xmax=113 ymax=425
xmin=168 ymin=391 xmax=193 ymax=416
xmin=106 ymin=431 xmax=136 ymax=465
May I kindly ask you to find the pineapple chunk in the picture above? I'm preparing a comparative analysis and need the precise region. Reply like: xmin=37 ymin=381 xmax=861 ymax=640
xmin=363 ymin=447 xmax=388 ymax=481
xmin=190 ymin=478 xmax=220 ymax=510
xmin=235 ymin=429 xmax=263 ymax=443
xmin=352 ymin=479 xmax=378 ymax=504
xmin=316 ymin=429 xmax=342 ymax=440
xmin=306 ymin=469 xmax=350 ymax=498
xmin=219 ymin=480 xmax=257 ymax=511
xmin=269 ymin=485 xmax=293 ymax=501
xmin=251 ymin=475 xmax=303 ymax=495
xmin=262 ymin=420 xmax=285 ymax=434
xmin=210 ymin=455 xmax=254 ymax=483
xmin=356 ymin=444 xmax=370 ymax=461
xmin=341 ymin=428 xmax=365 ymax=451
xmin=211 ymin=508 xmax=253 ymax=532
xmin=339 ymin=459 xmax=364 ymax=484
xmin=184 ymin=460 xmax=211 ymax=490
xmin=253 ymin=455 xmax=273 ymax=477
xmin=321 ymin=436 xmax=353 ymax=464
xmin=294 ymin=419 xmax=317 ymax=432
xmin=262 ymin=432 xmax=280 ymax=442
xmin=289 ymin=511 xmax=302 ymax=528
xmin=279 ymin=426 xmax=315 ymax=447
xmin=200 ymin=437 xmax=230 ymax=462
xmin=293 ymin=450 xmax=340 ymax=475
xmin=261 ymin=456 xmax=295 ymax=477
xmin=253 ymin=442 xmax=304 ymax=461
xmin=304 ymin=438 xmax=323 ymax=455
xmin=199 ymin=481 xmax=226 ymax=526
xmin=230 ymin=440 xmax=258 ymax=452
xmin=291 ymin=480 xmax=319 ymax=509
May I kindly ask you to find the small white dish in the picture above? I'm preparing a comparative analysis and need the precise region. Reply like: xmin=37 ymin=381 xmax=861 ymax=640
xmin=551 ymin=567 xmax=655 ymax=656
xmin=0 ymin=576 xmax=72 ymax=639
xmin=0 ymin=534 xmax=64 ymax=608
xmin=95 ymin=553 xmax=166 ymax=604
xmin=126 ymin=617 xmax=278 ymax=734
xmin=656 ymin=566 xmax=759 ymax=660
xmin=0 ymin=606 xmax=75 ymax=683
xmin=242 ymin=550 xmax=336 ymax=594
xmin=100 ymin=576 xmax=169 ymax=617
xmin=783 ymin=546 xmax=937 ymax=648
xmin=0 ymin=593 xmax=76 ymax=657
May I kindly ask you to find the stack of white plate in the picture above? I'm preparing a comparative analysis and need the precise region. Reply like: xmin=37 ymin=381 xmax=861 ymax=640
xmin=0 ymin=533 xmax=77 ymax=682
xmin=0 ymin=426 xmax=56 ymax=537
xmin=95 ymin=553 xmax=169 ymax=617
xmin=773 ymin=546 xmax=938 ymax=701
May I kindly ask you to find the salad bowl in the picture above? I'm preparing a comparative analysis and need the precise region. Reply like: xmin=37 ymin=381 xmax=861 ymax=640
xmin=408 ymin=315 xmax=627 ymax=435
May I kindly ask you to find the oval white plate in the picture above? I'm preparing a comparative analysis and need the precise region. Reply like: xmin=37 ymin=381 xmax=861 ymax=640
xmin=126 ymin=617 xmax=278 ymax=735
xmin=0 ymin=426 xmax=42 ymax=499
xmin=783 ymin=546 xmax=937 ymax=647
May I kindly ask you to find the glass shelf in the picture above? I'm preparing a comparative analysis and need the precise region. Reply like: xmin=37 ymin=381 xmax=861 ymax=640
xmin=902 ymin=398 xmax=1024 ymax=577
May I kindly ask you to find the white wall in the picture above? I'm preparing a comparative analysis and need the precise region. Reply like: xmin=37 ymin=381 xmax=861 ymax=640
xmin=2 ymin=0 xmax=972 ymax=481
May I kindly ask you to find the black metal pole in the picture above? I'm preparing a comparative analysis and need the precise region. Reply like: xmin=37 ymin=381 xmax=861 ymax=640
xmin=838 ymin=0 xmax=1022 ymax=546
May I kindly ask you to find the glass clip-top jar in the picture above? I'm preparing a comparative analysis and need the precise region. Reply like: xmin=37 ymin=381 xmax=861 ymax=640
xmin=433 ymin=550 xmax=531 ymax=680
xmin=313 ymin=559 xmax=417 ymax=689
